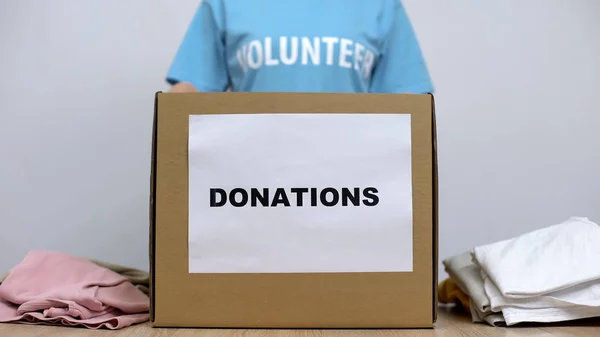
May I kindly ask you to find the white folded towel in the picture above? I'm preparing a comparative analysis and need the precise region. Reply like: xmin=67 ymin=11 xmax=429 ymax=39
xmin=483 ymin=273 xmax=600 ymax=310
xmin=472 ymin=217 xmax=600 ymax=298
xmin=481 ymin=269 xmax=600 ymax=325
xmin=502 ymin=306 xmax=600 ymax=326
xmin=445 ymin=217 xmax=600 ymax=326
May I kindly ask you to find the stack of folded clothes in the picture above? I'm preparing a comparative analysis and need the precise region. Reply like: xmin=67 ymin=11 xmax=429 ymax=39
xmin=0 ymin=250 xmax=149 ymax=329
xmin=440 ymin=217 xmax=600 ymax=326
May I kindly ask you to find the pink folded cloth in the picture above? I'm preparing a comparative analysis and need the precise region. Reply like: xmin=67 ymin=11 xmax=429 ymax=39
xmin=0 ymin=250 xmax=149 ymax=329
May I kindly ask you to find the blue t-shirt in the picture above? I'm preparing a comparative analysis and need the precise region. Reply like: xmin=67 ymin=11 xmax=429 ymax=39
xmin=166 ymin=0 xmax=433 ymax=93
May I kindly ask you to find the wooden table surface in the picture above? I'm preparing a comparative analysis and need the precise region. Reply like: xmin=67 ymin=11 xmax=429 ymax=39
xmin=1 ymin=307 xmax=598 ymax=337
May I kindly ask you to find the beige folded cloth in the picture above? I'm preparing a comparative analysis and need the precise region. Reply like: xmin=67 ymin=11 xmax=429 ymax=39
xmin=89 ymin=259 xmax=149 ymax=295
xmin=443 ymin=251 xmax=505 ymax=326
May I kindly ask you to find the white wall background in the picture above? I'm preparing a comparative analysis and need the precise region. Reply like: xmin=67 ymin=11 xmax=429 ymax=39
xmin=0 ymin=0 xmax=599 ymax=278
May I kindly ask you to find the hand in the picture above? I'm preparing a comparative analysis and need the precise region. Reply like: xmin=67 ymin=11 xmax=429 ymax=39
xmin=168 ymin=82 xmax=198 ymax=93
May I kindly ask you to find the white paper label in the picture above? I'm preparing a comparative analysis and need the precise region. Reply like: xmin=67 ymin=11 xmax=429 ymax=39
xmin=188 ymin=113 xmax=413 ymax=273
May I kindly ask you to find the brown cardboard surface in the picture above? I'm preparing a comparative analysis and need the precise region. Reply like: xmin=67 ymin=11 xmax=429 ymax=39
xmin=150 ymin=92 xmax=437 ymax=328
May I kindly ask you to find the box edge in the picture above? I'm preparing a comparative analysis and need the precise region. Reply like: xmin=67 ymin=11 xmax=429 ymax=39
xmin=429 ymin=93 xmax=439 ymax=324
xmin=149 ymin=91 xmax=160 ymax=324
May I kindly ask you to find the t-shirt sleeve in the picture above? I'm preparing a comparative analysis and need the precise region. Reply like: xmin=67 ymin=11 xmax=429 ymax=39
xmin=370 ymin=1 xmax=434 ymax=94
xmin=166 ymin=0 xmax=229 ymax=92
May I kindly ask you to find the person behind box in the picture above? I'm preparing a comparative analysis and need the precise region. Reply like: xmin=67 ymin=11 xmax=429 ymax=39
xmin=166 ymin=0 xmax=433 ymax=94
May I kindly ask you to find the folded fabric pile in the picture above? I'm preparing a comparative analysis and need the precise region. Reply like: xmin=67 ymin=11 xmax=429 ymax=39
xmin=440 ymin=217 xmax=600 ymax=326
xmin=0 ymin=258 xmax=150 ymax=296
xmin=0 ymin=250 xmax=149 ymax=329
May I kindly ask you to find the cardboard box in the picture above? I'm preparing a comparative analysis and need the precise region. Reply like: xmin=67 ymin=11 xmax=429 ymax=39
xmin=149 ymin=92 xmax=438 ymax=328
